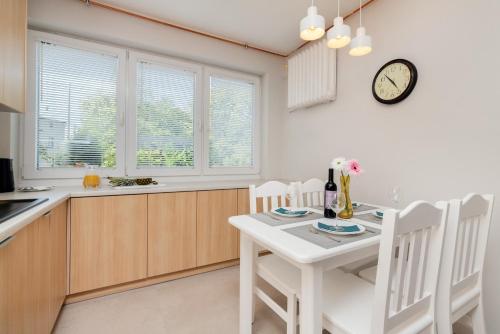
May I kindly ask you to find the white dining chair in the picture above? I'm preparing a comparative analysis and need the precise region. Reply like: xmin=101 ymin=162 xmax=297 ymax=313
xmin=294 ymin=178 xmax=324 ymax=208
xmin=249 ymin=181 xmax=300 ymax=334
xmin=323 ymin=201 xmax=448 ymax=334
xmin=437 ymin=194 xmax=494 ymax=334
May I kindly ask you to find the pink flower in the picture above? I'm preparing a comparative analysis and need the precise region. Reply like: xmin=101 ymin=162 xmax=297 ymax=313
xmin=347 ymin=159 xmax=363 ymax=175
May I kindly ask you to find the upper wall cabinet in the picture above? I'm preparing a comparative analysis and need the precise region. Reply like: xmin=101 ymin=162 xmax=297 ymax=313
xmin=0 ymin=0 xmax=26 ymax=113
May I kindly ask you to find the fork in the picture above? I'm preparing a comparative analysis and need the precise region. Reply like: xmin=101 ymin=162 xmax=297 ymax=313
xmin=309 ymin=226 xmax=341 ymax=243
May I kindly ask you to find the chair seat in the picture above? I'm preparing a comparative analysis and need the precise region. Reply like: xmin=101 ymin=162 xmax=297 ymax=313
xmin=257 ymin=254 xmax=302 ymax=297
xmin=358 ymin=265 xmax=377 ymax=284
xmin=323 ymin=271 xmax=375 ymax=334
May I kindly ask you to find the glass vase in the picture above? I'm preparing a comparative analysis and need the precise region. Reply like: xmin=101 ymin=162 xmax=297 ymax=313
xmin=338 ymin=174 xmax=353 ymax=219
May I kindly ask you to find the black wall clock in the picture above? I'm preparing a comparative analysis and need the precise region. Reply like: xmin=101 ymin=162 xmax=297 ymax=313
xmin=372 ymin=59 xmax=418 ymax=104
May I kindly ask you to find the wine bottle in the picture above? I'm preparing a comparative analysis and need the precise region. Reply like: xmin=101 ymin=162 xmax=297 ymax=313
xmin=324 ymin=168 xmax=337 ymax=218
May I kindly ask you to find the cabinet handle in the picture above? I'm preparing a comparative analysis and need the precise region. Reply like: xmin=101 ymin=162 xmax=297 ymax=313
xmin=0 ymin=235 xmax=15 ymax=249
xmin=43 ymin=211 xmax=52 ymax=217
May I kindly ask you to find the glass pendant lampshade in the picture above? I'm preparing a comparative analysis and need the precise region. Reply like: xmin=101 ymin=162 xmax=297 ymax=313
xmin=300 ymin=5 xmax=325 ymax=41
xmin=327 ymin=16 xmax=351 ymax=48
xmin=349 ymin=26 xmax=372 ymax=56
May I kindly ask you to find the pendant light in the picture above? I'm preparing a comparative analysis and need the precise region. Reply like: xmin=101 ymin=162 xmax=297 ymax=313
xmin=327 ymin=0 xmax=351 ymax=49
xmin=349 ymin=0 xmax=372 ymax=56
xmin=300 ymin=0 xmax=325 ymax=41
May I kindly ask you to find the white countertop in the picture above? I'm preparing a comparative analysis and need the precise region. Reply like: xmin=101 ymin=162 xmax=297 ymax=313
xmin=0 ymin=179 xmax=284 ymax=242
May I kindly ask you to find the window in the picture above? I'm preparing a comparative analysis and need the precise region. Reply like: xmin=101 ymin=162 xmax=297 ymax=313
xmin=204 ymin=68 xmax=260 ymax=175
xmin=24 ymin=31 xmax=126 ymax=178
xmin=126 ymin=52 xmax=202 ymax=176
xmin=24 ymin=31 xmax=260 ymax=179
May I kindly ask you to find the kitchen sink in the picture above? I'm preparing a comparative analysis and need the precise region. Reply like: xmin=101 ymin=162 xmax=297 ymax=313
xmin=0 ymin=198 xmax=49 ymax=224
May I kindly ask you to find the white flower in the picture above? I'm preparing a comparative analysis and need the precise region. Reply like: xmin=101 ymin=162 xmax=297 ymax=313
xmin=331 ymin=157 xmax=347 ymax=171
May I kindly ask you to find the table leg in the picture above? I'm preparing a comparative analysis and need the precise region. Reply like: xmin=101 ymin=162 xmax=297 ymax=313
xmin=300 ymin=263 xmax=323 ymax=334
xmin=240 ymin=232 xmax=256 ymax=334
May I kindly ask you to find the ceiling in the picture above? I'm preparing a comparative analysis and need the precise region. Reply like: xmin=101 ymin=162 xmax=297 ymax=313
xmin=102 ymin=0 xmax=365 ymax=55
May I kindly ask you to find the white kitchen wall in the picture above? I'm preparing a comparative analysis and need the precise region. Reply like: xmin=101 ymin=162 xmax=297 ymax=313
xmin=280 ymin=0 xmax=500 ymax=331
xmin=22 ymin=0 xmax=287 ymax=183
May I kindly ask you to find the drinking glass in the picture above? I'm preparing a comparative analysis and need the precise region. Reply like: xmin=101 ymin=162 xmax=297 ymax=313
xmin=388 ymin=186 xmax=403 ymax=209
xmin=330 ymin=192 xmax=346 ymax=225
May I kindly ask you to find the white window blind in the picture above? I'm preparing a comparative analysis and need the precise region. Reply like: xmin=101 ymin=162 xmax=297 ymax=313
xmin=208 ymin=75 xmax=256 ymax=169
xmin=35 ymin=40 xmax=119 ymax=170
xmin=135 ymin=60 xmax=196 ymax=169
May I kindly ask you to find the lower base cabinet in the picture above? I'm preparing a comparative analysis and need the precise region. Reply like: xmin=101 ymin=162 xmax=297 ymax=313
xmin=70 ymin=195 xmax=148 ymax=294
xmin=0 ymin=201 xmax=67 ymax=334
xmin=196 ymin=190 xmax=239 ymax=266
xmin=148 ymin=192 xmax=197 ymax=277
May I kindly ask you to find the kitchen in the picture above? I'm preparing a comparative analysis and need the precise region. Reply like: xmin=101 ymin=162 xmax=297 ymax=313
xmin=1 ymin=0 xmax=500 ymax=333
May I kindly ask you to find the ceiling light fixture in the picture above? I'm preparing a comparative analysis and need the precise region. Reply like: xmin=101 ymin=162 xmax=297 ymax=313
xmin=300 ymin=0 xmax=325 ymax=41
xmin=327 ymin=0 xmax=351 ymax=49
xmin=349 ymin=0 xmax=372 ymax=56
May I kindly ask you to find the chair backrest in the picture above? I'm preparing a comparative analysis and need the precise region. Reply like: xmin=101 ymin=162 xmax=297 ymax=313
xmin=437 ymin=194 xmax=494 ymax=322
xmin=295 ymin=178 xmax=324 ymax=207
xmin=372 ymin=201 xmax=448 ymax=334
xmin=249 ymin=181 xmax=293 ymax=214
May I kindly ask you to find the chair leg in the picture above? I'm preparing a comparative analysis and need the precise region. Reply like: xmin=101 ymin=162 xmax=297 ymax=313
xmin=286 ymin=293 xmax=297 ymax=334
xmin=470 ymin=300 xmax=487 ymax=334
xmin=252 ymin=294 xmax=255 ymax=324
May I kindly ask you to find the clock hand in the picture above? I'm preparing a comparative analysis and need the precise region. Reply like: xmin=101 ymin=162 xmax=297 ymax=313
xmin=385 ymin=74 xmax=399 ymax=89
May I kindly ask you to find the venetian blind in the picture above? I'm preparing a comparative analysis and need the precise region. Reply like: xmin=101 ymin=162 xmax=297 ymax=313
xmin=208 ymin=75 xmax=255 ymax=168
xmin=36 ymin=40 xmax=119 ymax=169
xmin=136 ymin=60 xmax=196 ymax=168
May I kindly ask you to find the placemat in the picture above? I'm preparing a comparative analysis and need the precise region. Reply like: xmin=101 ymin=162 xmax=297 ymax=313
xmin=284 ymin=223 xmax=380 ymax=249
xmin=355 ymin=213 xmax=384 ymax=225
xmin=353 ymin=204 xmax=378 ymax=212
xmin=250 ymin=212 xmax=324 ymax=227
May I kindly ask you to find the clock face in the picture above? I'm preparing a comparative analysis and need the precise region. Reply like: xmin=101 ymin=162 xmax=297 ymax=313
xmin=372 ymin=59 xmax=417 ymax=104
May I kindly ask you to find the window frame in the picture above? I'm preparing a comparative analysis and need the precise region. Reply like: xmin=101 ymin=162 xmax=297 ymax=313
xmin=23 ymin=30 xmax=127 ymax=179
xmin=23 ymin=31 xmax=262 ymax=180
xmin=126 ymin=50 xmax=203 ymax=177
xmin=202 ymin=67 xmax=261 ymax=175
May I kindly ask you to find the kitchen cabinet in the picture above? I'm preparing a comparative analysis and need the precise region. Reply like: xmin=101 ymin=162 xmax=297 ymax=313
xmin=196 ymin=190 xmax=239 ymax=266
xmin=148 ymin=192 xmax=197 ymax=276
xmin=0 ymin=0 xmax=26 ymax=113
xmin=49 ymin=201 xmax=68 ymax=326
xmin=0 ymin=200 xmax=67 ymax=334
xmin=237 ymin=188 xmax=264 ymax=214
xmin=70 ymin=195 xmax=148 ymax=293
xmin=0 ymin=217 xmax=35 ymax=334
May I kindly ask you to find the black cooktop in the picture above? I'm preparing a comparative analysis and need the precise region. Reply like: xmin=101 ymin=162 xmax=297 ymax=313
xmin=0 ymin=198 xmax=49 ymax=224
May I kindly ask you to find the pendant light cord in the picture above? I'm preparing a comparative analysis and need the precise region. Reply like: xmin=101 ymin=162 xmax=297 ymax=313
xmin=337 ymin=0 xmax=340 ymax=16
xmin=359 ymin=0 xmax=362 ymax=26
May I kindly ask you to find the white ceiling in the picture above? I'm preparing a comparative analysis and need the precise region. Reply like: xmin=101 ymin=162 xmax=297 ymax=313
xmin=103 ymin=0 xmax=363 ymax=55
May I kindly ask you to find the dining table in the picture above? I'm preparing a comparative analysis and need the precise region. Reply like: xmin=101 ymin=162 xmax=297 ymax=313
xmin=229 ymin=203 xmax=389 ymax=334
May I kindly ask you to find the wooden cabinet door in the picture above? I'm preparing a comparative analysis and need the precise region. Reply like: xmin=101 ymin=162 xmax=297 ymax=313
xmin=34 ymin=214 xmax=52 ymax=334
xmin=0 ymin=0 xmax=26 ymax=112
xmin=70 ymin=195 xmax=148 ymax=294
xmin=0 ymin=221 xmax=36 ymax=334
xmin=148 ymin=192 xmax=197 ymax=277
xmin=49 ymin=201 xmax=67 ymax=327
xmin=196 ymin=190 xmax=238 ymax=266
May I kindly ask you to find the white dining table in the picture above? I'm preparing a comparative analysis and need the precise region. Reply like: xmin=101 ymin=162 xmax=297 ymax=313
xmin=229 ymin=205 xmax=387 ymax=334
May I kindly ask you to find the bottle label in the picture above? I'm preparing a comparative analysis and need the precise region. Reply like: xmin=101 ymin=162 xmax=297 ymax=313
xmin=324 ymin=190 xmax=337 ymax=210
